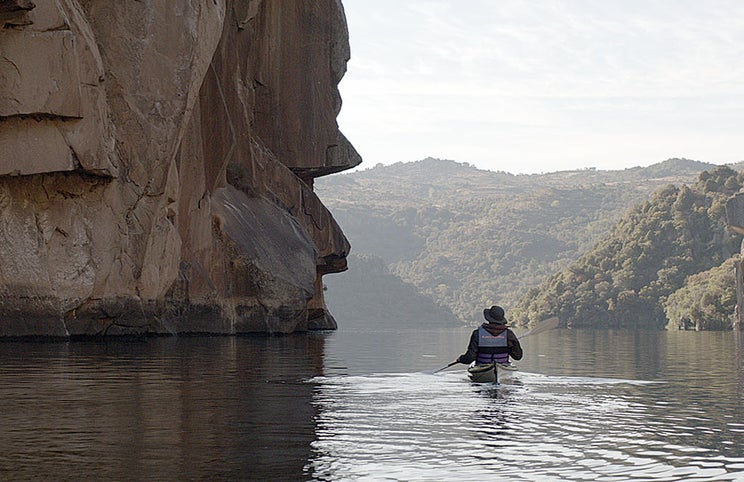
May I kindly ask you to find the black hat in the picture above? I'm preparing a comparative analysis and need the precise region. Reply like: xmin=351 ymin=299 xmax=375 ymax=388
xmin=483 ymin=305 xmax=506 ymax=324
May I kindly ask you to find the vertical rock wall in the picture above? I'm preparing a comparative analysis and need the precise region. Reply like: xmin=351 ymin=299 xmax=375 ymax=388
xmin=726 ymin=193 xmax=744 ymax=330
xmin=0 ymin=0 xmax=360 ymax=336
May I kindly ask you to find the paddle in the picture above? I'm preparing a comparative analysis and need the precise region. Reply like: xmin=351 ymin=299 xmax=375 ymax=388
xmin=429 ymin=316 xmax=560 ymax=374
xmin=432 ymin=360 xmax=459 ymax=374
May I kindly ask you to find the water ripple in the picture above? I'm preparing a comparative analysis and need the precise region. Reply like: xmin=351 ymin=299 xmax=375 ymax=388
xmin=308 ymin=370 xmax=744 ymax=481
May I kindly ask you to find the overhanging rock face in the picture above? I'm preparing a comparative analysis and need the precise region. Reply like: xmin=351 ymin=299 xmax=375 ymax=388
xmin=0 ymin=0 xmax=360 ymax=336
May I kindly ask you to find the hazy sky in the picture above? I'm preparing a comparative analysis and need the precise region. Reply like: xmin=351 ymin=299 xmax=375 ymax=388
xmin=337 ymin=0 xmax=744 ymax=174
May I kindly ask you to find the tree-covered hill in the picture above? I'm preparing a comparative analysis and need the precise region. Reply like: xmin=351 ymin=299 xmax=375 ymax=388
xmin=511 ymin=167 xmax=743 ymax=329
xmin=664 ymin=258 xmax=737 ymax=331
xmin=317 ymin=157 xmax=727 ymax=326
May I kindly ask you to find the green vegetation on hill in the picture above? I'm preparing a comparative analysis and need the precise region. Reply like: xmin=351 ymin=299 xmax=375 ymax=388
xmin=511 ymin=167 xmax=743 ymax=329
xmin=317 ymin=157 xmax=738 ymax=328
xmin=664 ymin=258 xmax=737 ymax=331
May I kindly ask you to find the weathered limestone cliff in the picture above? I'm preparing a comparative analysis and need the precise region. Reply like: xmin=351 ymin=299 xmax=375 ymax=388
xmin=726 ymin=192 xmax=744 ymax=330
xmin=0 ymin=0 xmax=360 ymax=336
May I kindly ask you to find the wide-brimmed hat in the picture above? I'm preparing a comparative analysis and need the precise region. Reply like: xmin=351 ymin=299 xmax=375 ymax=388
xmin=483 ymin=305 xmax=506 ymax=324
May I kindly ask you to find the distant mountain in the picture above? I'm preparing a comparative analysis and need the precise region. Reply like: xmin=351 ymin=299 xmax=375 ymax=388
xmin=633 ymin=158 xmax=717 ymax=178
xmin=317 ymin=157 xmax=722 ymax=325
xmin=323 ymin=254 xmax=459 ymax=326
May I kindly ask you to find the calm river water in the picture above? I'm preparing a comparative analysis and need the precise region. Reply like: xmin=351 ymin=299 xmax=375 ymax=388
xmin=1 ymin=325 xmax=743 ymax=481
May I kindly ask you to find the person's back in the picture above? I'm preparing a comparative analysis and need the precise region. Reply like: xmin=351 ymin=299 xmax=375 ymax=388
xmin=457 ymin=305 xmax=523 ymax=366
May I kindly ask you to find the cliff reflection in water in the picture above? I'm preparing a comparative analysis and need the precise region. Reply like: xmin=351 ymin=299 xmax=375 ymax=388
xmin=0 ymin=336 xmax=325 ymax=480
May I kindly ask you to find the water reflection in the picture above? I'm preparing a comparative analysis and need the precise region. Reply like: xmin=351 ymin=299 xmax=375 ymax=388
xmin=310 ymin=327 xmax=744 ymax=481
xmin=0 ymin=336 xmax=324 ymax=480
xmin=0 ymin=328 xmax=743 ymax=480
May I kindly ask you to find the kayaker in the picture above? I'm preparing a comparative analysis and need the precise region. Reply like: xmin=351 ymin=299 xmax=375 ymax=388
xmin=457 ymin=305 xmax=523 ymax=366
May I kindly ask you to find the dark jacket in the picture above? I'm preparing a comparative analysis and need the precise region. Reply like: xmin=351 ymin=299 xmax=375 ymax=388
xmin=458 ymin=322 xmax=523 ymax=364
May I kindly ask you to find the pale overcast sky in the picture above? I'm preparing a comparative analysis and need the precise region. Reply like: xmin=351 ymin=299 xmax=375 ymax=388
xmin=337 ymin=0 xmax=744 ymax=174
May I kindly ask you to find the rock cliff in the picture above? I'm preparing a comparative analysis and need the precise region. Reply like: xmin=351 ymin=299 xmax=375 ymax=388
xmin=0 ymin=0 xmax=360 ymax=336
xmin=726 ymin=192 xmax=744 ymax=330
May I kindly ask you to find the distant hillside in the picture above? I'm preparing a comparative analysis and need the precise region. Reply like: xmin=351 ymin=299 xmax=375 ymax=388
xmin=317 ymin=157 xmax=719 ymax=325
xmin=324 ymin=254 xmax=459 ymax=326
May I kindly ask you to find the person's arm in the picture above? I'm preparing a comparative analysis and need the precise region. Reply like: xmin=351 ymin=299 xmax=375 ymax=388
xmin=457 ymin=330 xmax=479 ymax=364
xmin=507 ymin=329 xmax=523 ymax=360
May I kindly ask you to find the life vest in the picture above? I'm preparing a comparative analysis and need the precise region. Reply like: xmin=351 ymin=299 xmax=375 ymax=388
xmin=476 ymin=325 xmax=510 ymax=364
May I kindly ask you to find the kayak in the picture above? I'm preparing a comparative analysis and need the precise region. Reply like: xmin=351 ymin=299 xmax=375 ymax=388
xmin=467 ymin=362 xmax=517 ymax=383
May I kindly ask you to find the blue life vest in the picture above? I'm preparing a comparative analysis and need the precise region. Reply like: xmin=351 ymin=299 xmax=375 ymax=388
xmin=476 ymin=325 xmax=510 ymax=364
